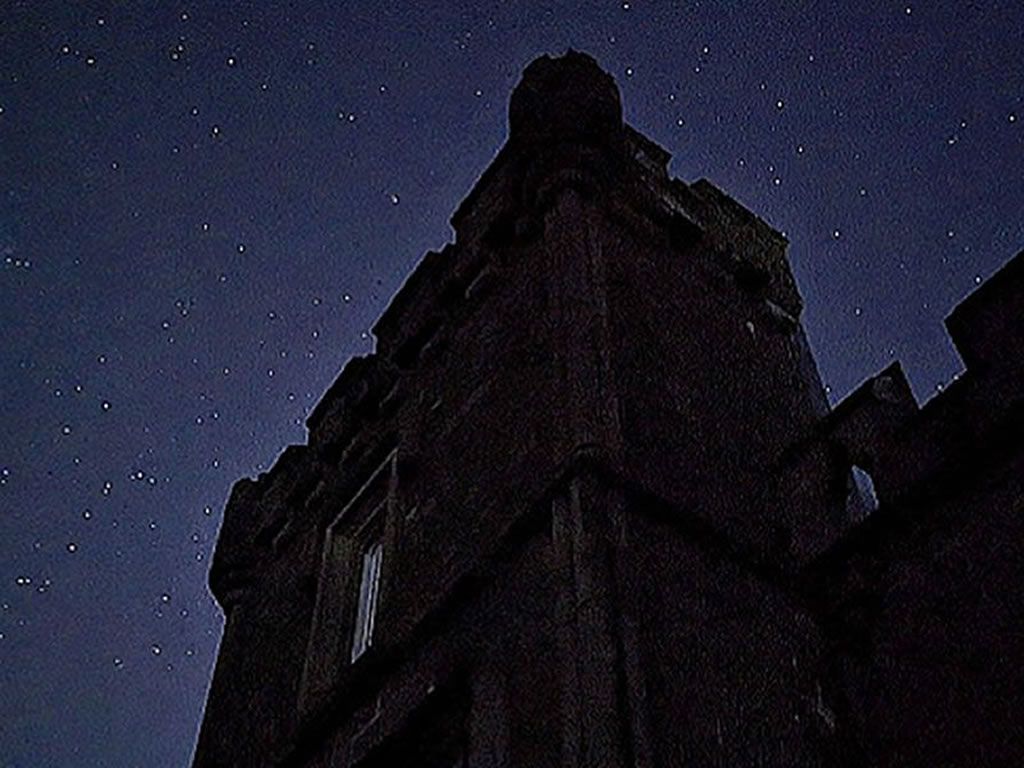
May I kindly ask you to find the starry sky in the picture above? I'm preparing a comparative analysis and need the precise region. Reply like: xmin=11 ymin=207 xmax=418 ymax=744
xmin=1 ymin=1 xmax=1021 ymax=766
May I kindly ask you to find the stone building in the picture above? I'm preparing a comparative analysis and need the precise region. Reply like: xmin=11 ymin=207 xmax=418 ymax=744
xmin=192 ymin=52 xmax=1024 ymax=767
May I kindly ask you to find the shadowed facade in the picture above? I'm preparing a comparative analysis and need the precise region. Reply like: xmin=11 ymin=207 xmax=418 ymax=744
xmin=192 ymin=52 xmax=1024 ymax=768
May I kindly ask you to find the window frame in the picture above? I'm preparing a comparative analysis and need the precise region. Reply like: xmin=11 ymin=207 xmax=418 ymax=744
xmin=299 ymin=447 xmax=399 ymax=714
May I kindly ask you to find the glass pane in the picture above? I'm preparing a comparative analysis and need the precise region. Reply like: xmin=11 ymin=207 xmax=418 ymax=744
xmin=351 ymin=540 xmax=383 ymax=662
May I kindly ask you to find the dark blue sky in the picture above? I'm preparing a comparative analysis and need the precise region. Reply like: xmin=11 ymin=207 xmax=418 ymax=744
xmin=1 ymin=2 xmax=1021 ymax=765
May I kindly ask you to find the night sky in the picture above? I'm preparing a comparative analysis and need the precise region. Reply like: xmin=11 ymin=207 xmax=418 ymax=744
xmin=1 ymin=2 xmax=1022 ymax=766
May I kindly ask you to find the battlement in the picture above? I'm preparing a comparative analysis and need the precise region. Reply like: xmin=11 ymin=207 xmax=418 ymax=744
xmin=760 ymin=249 xmax=1024 ymax=572
xmin=821 ymin=248 xmax=1023 ymax=535
xmin=947 ymin=249 xmax=1024 ymax=377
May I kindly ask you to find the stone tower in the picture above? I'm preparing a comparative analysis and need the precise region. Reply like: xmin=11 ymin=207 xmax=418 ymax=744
xmin=192 ymin=52 xmax=1024 ymax=768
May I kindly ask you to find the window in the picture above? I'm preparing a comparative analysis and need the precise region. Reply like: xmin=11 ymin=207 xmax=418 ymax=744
xmin=351 ymin=537 xmax=384 ymax=662
xmin=298 ymin=448 xmax=398 ymax=713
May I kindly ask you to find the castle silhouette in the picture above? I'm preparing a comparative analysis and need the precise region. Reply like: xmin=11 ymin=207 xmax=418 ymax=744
xmin=193 ymin=52 xmax=1024 ymax=768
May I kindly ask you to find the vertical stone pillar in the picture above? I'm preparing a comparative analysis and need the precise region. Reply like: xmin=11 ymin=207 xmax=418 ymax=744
xmin=545 ymin=187 xmax=623 ymax=465
xmin=553 ymin=472 xmax=625 ymax=768
xmin=552 ymin=470 xmax=653 ymax=768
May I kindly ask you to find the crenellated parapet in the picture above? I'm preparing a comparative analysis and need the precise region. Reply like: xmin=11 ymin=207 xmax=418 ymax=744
xmin=762 ymin=250 xmax=1024 ymax=576
xmin=813 ymin=249 xmax=1023 ymax=543
xmin=797 ymin=249 xmax=1024 ymax=767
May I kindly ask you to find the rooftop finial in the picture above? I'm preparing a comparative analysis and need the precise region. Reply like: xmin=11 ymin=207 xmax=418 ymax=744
xmin=508 ymin=50 xmax=623 ymax=146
